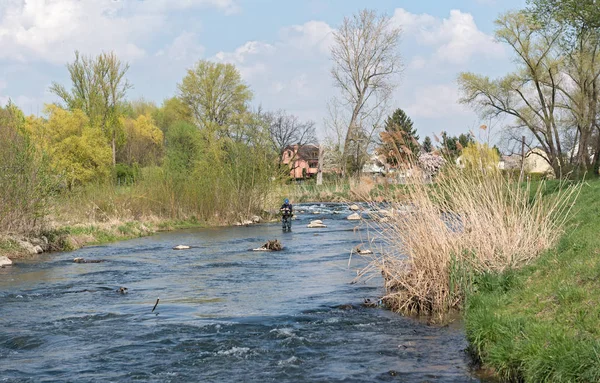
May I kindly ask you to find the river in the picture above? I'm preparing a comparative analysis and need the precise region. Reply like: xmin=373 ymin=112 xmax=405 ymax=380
xmin=0 ymin=203 xmax=491 ymax=382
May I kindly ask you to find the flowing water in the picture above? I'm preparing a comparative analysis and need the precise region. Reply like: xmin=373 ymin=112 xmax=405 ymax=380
xmin=0 ymin=203 xmax=491 ymax=382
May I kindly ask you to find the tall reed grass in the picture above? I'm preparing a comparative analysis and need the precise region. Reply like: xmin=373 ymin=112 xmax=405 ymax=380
xmin=360 ymin=166 xmax=580 ymax=316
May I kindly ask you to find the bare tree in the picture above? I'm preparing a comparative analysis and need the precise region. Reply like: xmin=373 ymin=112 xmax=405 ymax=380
xmin=459 ymin=12 xmax=566 ymax=176
xmin=330 ymin=9 xmax=402 ymax=176
xmin=266 ymin=110 xmax=317 ymax=176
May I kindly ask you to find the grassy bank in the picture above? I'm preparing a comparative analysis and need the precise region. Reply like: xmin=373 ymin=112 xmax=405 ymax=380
xmin=464 ymin=180 xmax=600 ymax=382
xmin=281 ymin=176 xmax=405 ymax=203
xmin=0 ymin=218 xmax=207 ymax=260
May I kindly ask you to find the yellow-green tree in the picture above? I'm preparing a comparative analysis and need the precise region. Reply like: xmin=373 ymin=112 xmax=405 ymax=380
xmin=26 ymin=105 xmax=112 ymax=188
xmin=178 ymin=60 xmax=252 ymax=133
xmin=119 ymin=114 xmax=164 ymax=166
xmin=461 ymin=142 xmax=500 ymax=174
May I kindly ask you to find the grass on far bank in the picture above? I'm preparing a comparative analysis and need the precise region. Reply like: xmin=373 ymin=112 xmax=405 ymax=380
xmin=464 ymin=179 xmax=600 ymax=382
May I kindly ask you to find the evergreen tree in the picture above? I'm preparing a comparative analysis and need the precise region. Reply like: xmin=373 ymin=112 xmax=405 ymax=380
xmin=378 ymin=108 xmax=420 ymax=166
xmin=422 ymin=136 xmax=433 ymax=153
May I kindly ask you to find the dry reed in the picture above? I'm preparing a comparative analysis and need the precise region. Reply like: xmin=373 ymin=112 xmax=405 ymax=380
xmin=359 ymin=166 xmax=580 ymax=316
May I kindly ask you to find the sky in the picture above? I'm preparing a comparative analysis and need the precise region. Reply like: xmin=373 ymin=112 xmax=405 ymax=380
xmin=0 ymin=0 xmax=528 ymax=141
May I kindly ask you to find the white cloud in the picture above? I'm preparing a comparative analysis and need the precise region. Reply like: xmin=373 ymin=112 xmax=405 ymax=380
xmin=211 ymin=21 xmax=334 ymax=130
xmin=391 ymin=8 xmax=504 ymax=65
xmin=405 ymin=84 xmax=471 ymax=119
xmin=0 ymin=0 xmax=238 ymax=64
xmin=155 ymin=32 xmax=205 ymax=62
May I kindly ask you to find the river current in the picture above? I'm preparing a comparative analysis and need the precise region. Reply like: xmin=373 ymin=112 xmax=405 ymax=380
xmin=0 ymin=203 xmax=490 ymax=382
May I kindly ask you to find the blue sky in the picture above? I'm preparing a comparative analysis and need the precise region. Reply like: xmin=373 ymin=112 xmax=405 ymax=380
xmin=0 ymin=0 xmax=527 ymax=141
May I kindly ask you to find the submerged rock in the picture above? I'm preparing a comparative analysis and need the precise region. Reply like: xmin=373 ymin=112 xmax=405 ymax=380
xmin=347 ymin=213 xmax=361 ymax=221
xmin=0 ymin=256 xmax=13 ymax=267
xmin=73 ymin=257 xmax=106 ymax=263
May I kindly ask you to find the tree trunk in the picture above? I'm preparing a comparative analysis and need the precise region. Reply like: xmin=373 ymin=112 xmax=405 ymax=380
xmin=316 ymin=145 xmax=324 ymax=186
xmin=112 ymin=131 xmax=116 ymax=166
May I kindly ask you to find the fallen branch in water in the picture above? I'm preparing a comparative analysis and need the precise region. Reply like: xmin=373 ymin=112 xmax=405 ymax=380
xmin=152 ymin=297 xmax=160 ymax=312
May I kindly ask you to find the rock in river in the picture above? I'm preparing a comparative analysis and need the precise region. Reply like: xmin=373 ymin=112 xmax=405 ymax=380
xmin=347 ymin=213 xmax=361 ymax=221
xmin=349 ymin=204 xmax=360 ymax=211
xmin=0 ymin=256 xmax=13 ymax=267
xmin=307 ymin=220 xmax=327 ymax=228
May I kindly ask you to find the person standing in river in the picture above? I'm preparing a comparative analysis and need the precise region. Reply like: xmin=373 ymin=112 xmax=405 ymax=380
xmin=280 ymin=199 xmax=293 ymax=232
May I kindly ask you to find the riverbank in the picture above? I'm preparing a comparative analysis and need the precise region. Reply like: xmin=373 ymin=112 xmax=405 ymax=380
xmin=464 ymin=179 xmax=600 ymax=381
xmin=0 ymin=218 xmax=209 ymax=260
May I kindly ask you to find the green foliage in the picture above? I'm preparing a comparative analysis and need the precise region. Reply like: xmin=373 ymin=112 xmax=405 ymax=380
xmin=153 ymin=97 xmax=193 ymax=135
xmin=527 ymin=0 xmax=600 ymax=30
xmin=178 ymin=60 xmax=252 ymax=130
xmin=26 ymin=105 xmax=112 ymax=188
xmin=439 ymin=131 xmax=474 ymax=159
xmin=422 ymin=136 xmax=433 ymax=153
xmin=465 ymin=180 xmax=600 ymax=382
xmin=378 ymin=108 xmax=420 ymax=165
xmin=50 ymin=51 xmax=132 ymax=165
xmin=0 ymin=102 xmax=54 ymax=233
xmin=460 ymin=142 xmax=501 ymax=173
xmin=118 ymin=114 xmax=163 ymax=166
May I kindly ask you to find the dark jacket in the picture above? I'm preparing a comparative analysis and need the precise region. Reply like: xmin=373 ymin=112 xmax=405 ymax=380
xmin=280 ymin=203 xmax=293 ymax=217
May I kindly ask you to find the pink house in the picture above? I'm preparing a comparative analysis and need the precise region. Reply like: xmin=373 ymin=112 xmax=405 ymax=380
xmin=282 ymin=144 xmax=319 ymax=179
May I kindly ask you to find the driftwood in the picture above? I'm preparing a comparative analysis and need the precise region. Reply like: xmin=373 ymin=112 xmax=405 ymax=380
xmin=253 ymin=239 xmax=283 ymax=251
xmin=73 ymin=257 xmax=106 ymax=263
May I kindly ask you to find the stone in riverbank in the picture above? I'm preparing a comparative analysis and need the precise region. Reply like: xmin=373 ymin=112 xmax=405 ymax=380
xmin=349 ymin=204 xmax=360 ymax=211
xmin=0 ymin=256 xmax=12 ymax=267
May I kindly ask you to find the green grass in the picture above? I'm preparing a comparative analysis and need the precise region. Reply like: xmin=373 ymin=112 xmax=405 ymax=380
xmin=465 ymin=180 xmax=600 ymax=382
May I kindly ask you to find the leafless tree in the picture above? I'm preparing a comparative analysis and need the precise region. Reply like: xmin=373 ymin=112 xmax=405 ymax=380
xmin=330 ymin=9 xmax=402 ymax=176
xmin=266 ymin=110 xmax=317 ymax=167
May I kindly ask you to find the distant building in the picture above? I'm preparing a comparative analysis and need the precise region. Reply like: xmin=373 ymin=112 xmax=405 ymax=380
xmin=524 ymin=148 xmax=554 ymax=175
xmin=498 ymin=154 xmax=521 ymax=170
xmin=282 ymin=144 xmax=320 ymax=179
xmin=362 ymin=155 xmax=387 ymax=175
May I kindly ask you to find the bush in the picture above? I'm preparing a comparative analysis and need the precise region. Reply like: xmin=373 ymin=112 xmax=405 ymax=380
xmin=0 ymin=103 xmax=55 ymax=234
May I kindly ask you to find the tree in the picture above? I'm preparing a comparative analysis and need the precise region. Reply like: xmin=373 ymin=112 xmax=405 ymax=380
xmin=330 ymin=9 xmax=401 ymax=176
xmin=528 ymin=0 xmax=600 ymax=31
xmin=118 ymin=114 xmax=164 ymax=167
xmin=50 ymin=51 xmax=132 ymax=166
xmin=377 ymin=108 xmax=419 ymax=166
xmin=178 ymin=60 xmax=252 ymax=132
xmin=154 ymin=97 xmax=193 ymax=135
xmin=528 ymin=0 xmax=600 ymax=173
xmin=28 ymin=105 xmax=112 ymax=188
xmin=266 ymin=109 xmax=317 ymax=168
xmin=422 ymin=136 xmax=433 ymax=153
xmin=461 ymin=142 xmax=501 ymax=174
xmin=459 ymin=11 xmax=566 ymax=175
xmin=0 ymin=101 xmax=54 ymax=233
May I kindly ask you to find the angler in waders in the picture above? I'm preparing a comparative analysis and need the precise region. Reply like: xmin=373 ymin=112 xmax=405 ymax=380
xmin=280 ymin=199 xmax=293 ymax=232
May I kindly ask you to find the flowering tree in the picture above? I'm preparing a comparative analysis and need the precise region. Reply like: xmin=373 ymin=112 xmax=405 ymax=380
xmin=418 ymin=152 xmax=446 ymax=178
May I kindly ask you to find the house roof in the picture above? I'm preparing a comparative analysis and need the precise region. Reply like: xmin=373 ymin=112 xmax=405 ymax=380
xmin=285 ymin=144 xmax=319 ymax=161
